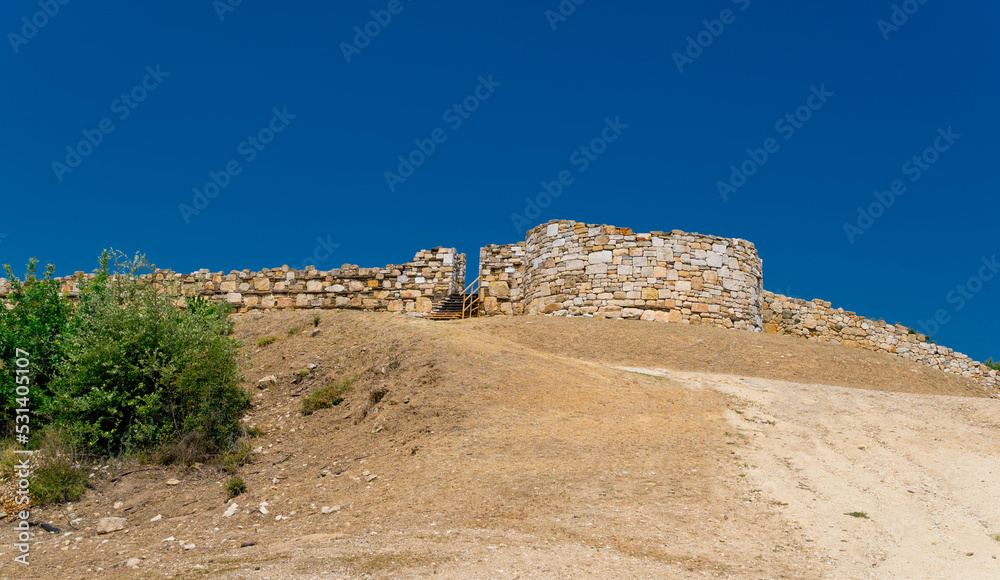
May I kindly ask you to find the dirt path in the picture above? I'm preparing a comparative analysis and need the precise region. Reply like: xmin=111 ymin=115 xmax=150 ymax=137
xmin=621 ymin=367 xmax=1000 ymax=579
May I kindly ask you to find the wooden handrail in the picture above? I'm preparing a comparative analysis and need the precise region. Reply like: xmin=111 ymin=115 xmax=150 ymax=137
xmin=461 ymin=276 xmax=481 ymax=319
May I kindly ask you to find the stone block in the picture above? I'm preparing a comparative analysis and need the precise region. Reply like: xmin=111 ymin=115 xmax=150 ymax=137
xmin=588 ymin=250 xmax=613 ymax=264
xmin=489 ymin=281 xmax=510 ymax=298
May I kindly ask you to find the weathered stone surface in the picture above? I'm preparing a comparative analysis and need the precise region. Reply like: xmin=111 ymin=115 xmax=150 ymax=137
xmin=489 ymin=281 xmax=510 ymax=298
xmin=96 ymin=517 xmax=127 ymax=534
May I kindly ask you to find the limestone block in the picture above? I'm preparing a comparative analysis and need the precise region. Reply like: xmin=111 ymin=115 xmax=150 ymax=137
xmin=589 ymin=250 xmax=613 ymax=264
xmin=489 ymin=281 xmax=510 ymax=297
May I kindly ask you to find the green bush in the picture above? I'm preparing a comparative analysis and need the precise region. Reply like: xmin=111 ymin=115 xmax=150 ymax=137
xmin=0 ymin=259 xmax=72 ymax=433
xmin=51 ymin=250 xmax=249 ymax=458
xmin=224 ymin=475 xmax=246 ymax=498
xmin=301 ymin=376 xmax=354 ymax=416
xmin=986 ymin=358 xmax=1000 ymax=371
xmin=257 ymin=336 xmax=277 ymax=347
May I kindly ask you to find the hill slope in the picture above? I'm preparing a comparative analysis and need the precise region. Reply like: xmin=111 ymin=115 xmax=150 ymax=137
xmin=4 ymin=312 xmax=998 ymax=579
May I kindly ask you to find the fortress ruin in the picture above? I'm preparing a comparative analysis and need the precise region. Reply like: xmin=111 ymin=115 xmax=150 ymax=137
xmin=2 ymin=219 xmax=996 ymax=392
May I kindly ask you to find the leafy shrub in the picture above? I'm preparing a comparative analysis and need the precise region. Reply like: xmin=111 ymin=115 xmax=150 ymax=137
xmin=257 ymin=336 xmax=277 ymax=347
xmin=224 ymin=475 xmax=246 ymax=498
xmin=0 ymin=259 xmax=72 ymax=433
xmin=313 ymin=314 xmax=321 ymax=327
xmin=301 ymin=376 xmax=354 ymax=416
xmin=52 ymin=250 xmax=249 ymax=458
xmin=985 ymin=358 xmax=1000 ymax=371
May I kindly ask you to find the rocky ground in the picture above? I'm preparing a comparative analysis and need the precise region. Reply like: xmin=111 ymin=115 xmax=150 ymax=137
xmin=1 ymin=312 xmax=997 ymax=579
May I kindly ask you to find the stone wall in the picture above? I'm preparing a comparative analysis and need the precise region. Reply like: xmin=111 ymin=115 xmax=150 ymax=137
xmin=0 ymin=248 xmax=465 ymax=316
xmin=2 ymin=218 xmax=995 ymax=392
xmin=489 ymin=220 xmax=764 ymax=330
xmin=479 ymin=243 xmax=527 ymax=315
xmin=763 ymin=292 xmax=999 ymax=390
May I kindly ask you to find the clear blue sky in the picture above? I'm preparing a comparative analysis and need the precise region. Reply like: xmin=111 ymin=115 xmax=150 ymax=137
xmin=1 ymin=1 xmax=997 ymax=361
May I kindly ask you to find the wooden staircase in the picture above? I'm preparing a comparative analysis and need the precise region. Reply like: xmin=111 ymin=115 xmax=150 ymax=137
xmin=427 ymin=277 xmax=481 ymax=321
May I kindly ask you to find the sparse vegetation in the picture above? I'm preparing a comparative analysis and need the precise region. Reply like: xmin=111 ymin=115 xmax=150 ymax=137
xmin=301 ymin=376 xmax=354 ymax=416
xmin=224 ymin=475 xmax=246 ymax=498
xmin=313 ymin=314 xmax=321 ymax=327
xmin=257 ymin=336 xmax=277 ymax=347
xmin=222 ymin=439 xmax=253 ymax=473
xmin=845 ymin=511 xmax=869 ymax=519
xmin=0 ymin=429 xmax=87 ymax=505
xmin=985 ymin=358 xmax=1000 ymax=371
xmin=287 ymin=327 xmax=300 ymax=336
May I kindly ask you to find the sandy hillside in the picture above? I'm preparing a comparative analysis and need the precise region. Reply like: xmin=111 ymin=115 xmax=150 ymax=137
xmin=2 ymin=312 xmax=998 ymax=579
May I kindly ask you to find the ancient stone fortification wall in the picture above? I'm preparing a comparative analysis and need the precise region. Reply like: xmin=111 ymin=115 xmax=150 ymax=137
xmin=480 ymin=243 xmax=527 ymax=315
xmin=0 ymin=248 xmax=465 ymax=315
xmin=763 ymin=292 xmax=998 ymax=390
xmin=2 ymin=219 xmax=995 ymax=392
xmin=499 ymin=220 xmax=763 ymax=330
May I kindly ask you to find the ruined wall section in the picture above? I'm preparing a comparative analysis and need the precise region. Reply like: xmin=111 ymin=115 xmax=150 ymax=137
xmin=0 ymin=248 xmax=465 ymax=315
xmin=479 ymin=243 xmax=527 ymax=315
xmin=763 ymin=292 xmax=998 ymax=390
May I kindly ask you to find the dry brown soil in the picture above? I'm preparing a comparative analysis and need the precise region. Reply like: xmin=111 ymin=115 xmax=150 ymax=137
xmin=1 ymin=312 xmax=997 ymax=579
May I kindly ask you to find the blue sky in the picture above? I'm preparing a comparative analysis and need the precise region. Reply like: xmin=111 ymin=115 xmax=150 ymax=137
xmin=1 ymin=1 xmax=997 ymax=361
